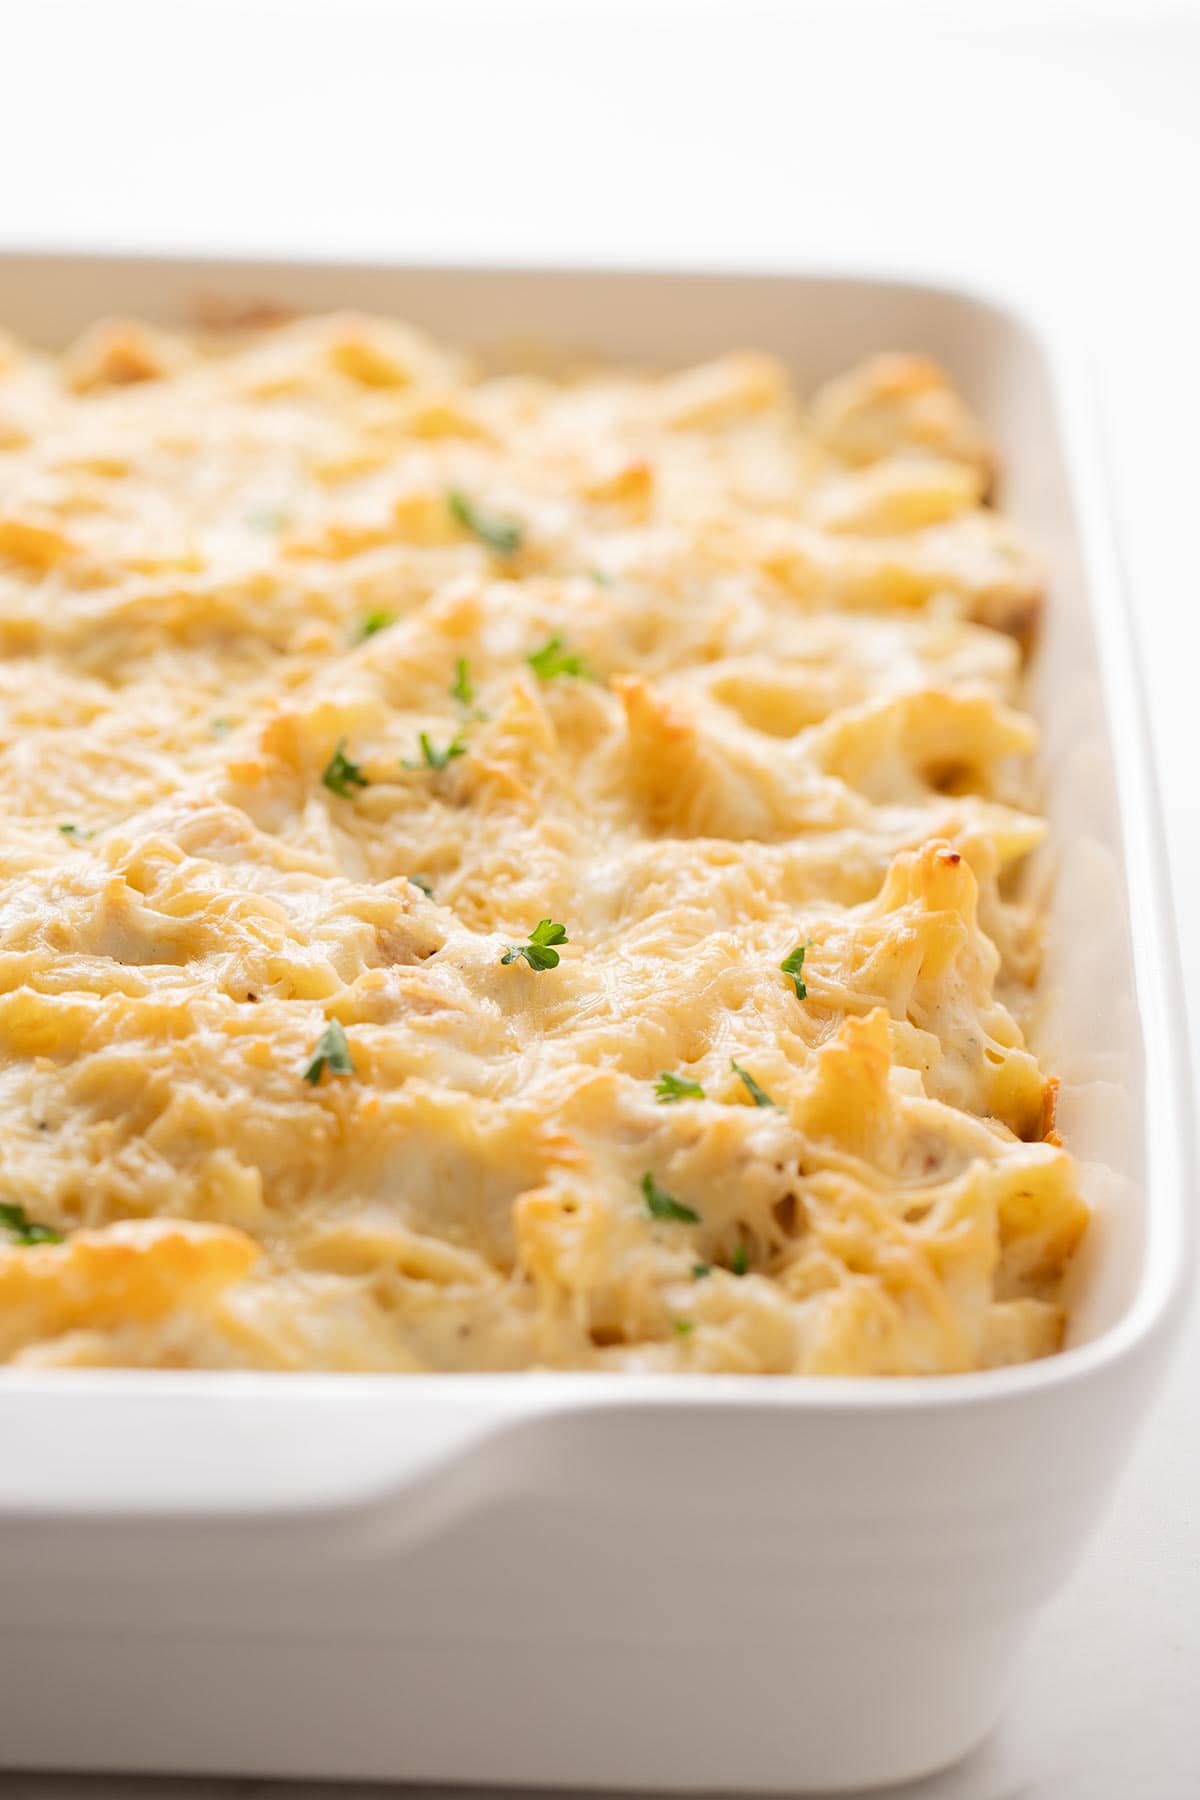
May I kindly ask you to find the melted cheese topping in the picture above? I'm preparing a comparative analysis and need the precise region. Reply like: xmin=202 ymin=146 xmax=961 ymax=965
xmin=0 ymin=313 xmax=1086 ymax=1373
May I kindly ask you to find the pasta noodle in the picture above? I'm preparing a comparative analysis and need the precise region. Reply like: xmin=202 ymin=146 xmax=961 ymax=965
xmin=0 ymin=313 xmax=1086 ymax=1372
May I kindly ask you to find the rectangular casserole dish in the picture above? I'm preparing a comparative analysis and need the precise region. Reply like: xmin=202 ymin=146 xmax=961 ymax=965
xmin=0 ymin=253 xmax=1190 ymax=1794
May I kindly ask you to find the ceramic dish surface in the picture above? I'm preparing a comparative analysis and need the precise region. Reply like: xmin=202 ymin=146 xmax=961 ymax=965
xmin=0 ymin=254 xmax=1189 ymax=1793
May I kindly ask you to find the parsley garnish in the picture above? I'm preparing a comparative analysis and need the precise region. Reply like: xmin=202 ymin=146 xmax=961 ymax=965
xmin=322 ymin=739 xmax=369 ymax=798
xmin=780 ymin=940 xmax=813 ymax=1001
xmin=655 ymin=1070 xmax=706 ymax=1103
xmin=588 ymin=569 xmax=613 ymax=587
xmin=57 ymin=823 xmax=93 ymax=841
xmin=672 ymin=1318 xmax=696 ymax=1337
xmin=302 ymin=1018 xmax=355 ymax=1086
xmin=641 ymin=1172 xmax=701 ymax=1225
xmin=361 ymin=609 xmax=397 ymax=639
xmin=730 ymin=1059 xmax=779 ymax=1109
xmin=210 ymin=717 xmax=232 ymax=735
xmin=501 ymin=919 xmax=568 ymax=971
xmin=448 ymin=489 xmax=522 ymax=557
xmin=692 ymin=1262 xmax=712 ymax=1279
xmin=730 ymin=1243 xmax=750 ymax=1277
xmin=405 ymin=728 xmax=467 ymax=772
xmin=527 ymin=635 xmax=593 ymax=682
xmin=450 ymin=657 xmax=476 ymax=708
xmin=409 ymin=875 xmax=435 ymax=899
xmin=0 ymin=1202 xmax=62 ymax=1246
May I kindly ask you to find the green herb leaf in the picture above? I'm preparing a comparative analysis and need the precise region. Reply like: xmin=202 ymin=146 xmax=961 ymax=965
xmin=57 ymin=823 xmax=94 ymax=841
xmin=210 ymin=717 xmax=233 ymax=735
xmin=360 ymin=609 xmax=397 ymax=639
xmin=692 ymin=1262 xmax=712 ymax=1279
xmin=529 ymin=918 xmax=568 ymax=949
xmin=730 ymin=1242 xmax=750 ymax=1277
xmin=730 ymin=1059 xmax=780 ymax=1109
xmin=409 ymin=875 xmax=435 ymax=900
xmin=587 ymin=568 xmax=613 ymax=587
xmin=527 ymin=635 xmax=593 ymax=682
xmin=303 ymin=1018 xmax=355 ymax=1086
xmin=450 ymin=657 xmax=476 ymax=708
xmin=655 ymin=1070 xmax=706 ymax=1103
xmin=322 ymin=738 xmax=370 ymax=798
xmin=0 ymin=1202 xmax=62 ymax=1246
xmin=406 ymin=728 xmax=467 ymax=773
xmin=448 ymin=489 xmax=522 ymax=557
xmin=780 ymin=940 xmax=813 ymax=1001
xmin=501 ymin=918 xmax=569 ymax=971
xmin=672 ymin=1318 xmax=696 ymax=1336
xmin=641 ymin=1171 xmax=701 ymax=1225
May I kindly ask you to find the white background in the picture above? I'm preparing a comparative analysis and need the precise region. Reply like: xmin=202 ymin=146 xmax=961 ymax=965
xmin=0 ymin=1 xmax=1197 ymax=1795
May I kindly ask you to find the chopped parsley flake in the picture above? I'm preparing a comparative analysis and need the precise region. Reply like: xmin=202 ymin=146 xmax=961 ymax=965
xmin=527 ymin=635 xmax=593 ymax=681
xmin=655 ymin=1070 xmax=706 ymax=1103
xmin=406 ymin=728 xmax=467 ymax=772
xmin=210 ymin=717 xmax=233 ymax=735
xmin=588 ymin=568 xmax=614 ymax=587
xmin=641 ymin=1172 xmax=701 ymax=1225
xmin=303 ymin=1018 xmax=355 ymax=1086
xmin=57 ymin=823 xmax=93 ymax=841
xmin=361 ymin=609 xmax=397 ymax=639
xmin=448 ymin=489 xmax=522 ymax=557
xmin=322 ymin=739 xmax=369 ymax=798
xmin=450 ymin=657 xmax=476 ymax=708
xmin=692 ymin=1262 xmax=712 ymax=1280
xmin=672 ymin=1318 xmax=696 ymax=1336
xmin=730 ymin=1243 xmax=750 ymax=1277
xmin=501 ymin=918 xmax=568 ymax=971
xmin=780 ymin=940 xmax=813 ymax=1001
xmin=0 ymin=1202 xmax=62 ymax=1246
xmin=730 ymin=1059 xmax=780 ymax=1109
xmin=409 ymin=875 xmax=435 ymax=899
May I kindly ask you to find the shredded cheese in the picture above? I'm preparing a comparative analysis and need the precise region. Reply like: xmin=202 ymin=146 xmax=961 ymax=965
xmin=0 ymin=312 xmax=1086 ymax=1372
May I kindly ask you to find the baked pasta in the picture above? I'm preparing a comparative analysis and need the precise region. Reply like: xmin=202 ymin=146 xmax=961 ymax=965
xmin=0 ymin=310 xmax=1087 ymax=1373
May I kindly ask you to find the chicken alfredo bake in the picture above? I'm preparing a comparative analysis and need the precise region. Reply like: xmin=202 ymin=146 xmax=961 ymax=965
xmin=0 ymin=310 xmax=1086 ymax=1372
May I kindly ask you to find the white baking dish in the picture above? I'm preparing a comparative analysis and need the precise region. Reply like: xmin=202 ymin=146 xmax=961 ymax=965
xmin=0 ymin=253 xmax=1190 ymax=1794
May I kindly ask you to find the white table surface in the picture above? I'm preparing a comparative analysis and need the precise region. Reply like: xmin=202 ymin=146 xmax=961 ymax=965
xmin=1 ymin=2 xmax=1197 ymax=1796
